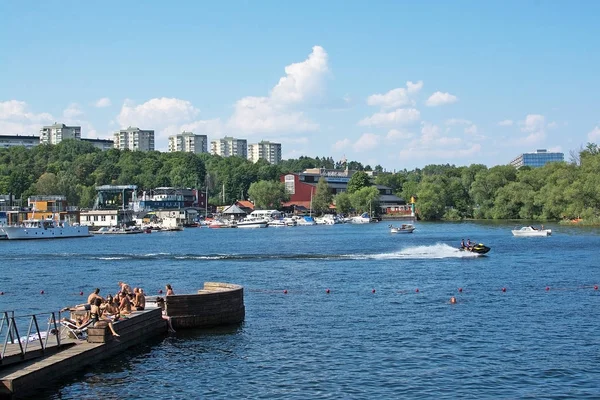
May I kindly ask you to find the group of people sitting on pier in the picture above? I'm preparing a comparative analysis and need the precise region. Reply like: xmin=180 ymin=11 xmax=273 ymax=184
xmin=60 ymin=282 xmax=176 ymax=338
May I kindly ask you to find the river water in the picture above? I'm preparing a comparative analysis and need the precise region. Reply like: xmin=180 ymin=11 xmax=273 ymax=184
xmin=1 ymin=221 xmax=599 ymax=398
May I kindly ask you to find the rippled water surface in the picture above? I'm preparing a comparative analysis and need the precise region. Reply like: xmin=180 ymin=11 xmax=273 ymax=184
xmin=1 ymin=221 xmax=600 ymax=399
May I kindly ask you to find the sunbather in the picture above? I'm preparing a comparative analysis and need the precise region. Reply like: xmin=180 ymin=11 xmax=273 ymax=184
xmin=91 ymin=298 xmax=120 ymax=337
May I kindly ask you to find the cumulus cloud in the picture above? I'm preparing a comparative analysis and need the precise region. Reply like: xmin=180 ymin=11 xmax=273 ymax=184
xmin=386 ymin=129 xmax=414 ymax=141
xmin=445 ymin=118 xmax=479 ymax=137
xmin=358 ymin=108 xmax=420 ymax=127
xmin=519 ymin=114 xmax=547 ymax=144
xmin=588 ymin=126 xmax=600 ymax=141
xmin=498 ymin=119 xmax=513 ymax=126
xmin=366 ymin=81 xmax=423 ymax=109
xmin=394 ymin=121 xmax=481 ymax=162
xmin=353 ymin=133 xmax=380 ymax=151
xmin=95 ymin=97 xmax=112 ymax=108
xmin=228 ymin=46 xmax=328 ymax=135
xmin=333 ymin=138 xmax=352 ymax=151
xmin=63 ymin=103 xmax=83 ymax=119
xmin=0 ymin=100 xmax=53 ymax=134
xmin=425 ymin=91 xmax=458 ymax=106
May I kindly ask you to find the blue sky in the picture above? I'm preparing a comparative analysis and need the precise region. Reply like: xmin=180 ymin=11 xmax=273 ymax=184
xmin=1 ymin=0 xmax=599 ymax=170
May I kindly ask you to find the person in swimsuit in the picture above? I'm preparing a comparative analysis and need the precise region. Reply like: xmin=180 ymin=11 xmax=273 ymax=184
xmin=165 ymin=284 xmax=174 ymax=296
xmin=91 ymin=298 xmax=120 ymax=337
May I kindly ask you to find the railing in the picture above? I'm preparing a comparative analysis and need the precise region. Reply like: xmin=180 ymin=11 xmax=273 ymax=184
xmin=0 ymin=311 xmax=62 ymax=363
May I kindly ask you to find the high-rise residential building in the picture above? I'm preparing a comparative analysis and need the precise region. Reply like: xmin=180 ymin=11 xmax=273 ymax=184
xmin=211 ymin=136 xmax=247 ymax=158
xmin=248 ymin=140 xmax=282 ymax=164
xmin=113 ymin=127 xmax=155 ymax=151
xmin=40 ymin=123 xmax=81 ymax=145
xmin=510 ymin=149 xmax=564 ymax=168
xmin=168 ymin=131 xmax=208 ymax=154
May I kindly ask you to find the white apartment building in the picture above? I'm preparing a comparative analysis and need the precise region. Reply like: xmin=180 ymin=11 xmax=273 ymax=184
xmin=40 ymin=123 xmax=81 ymax=145
xmin=0 ymin=135 xmax=40 ymax=149
xmin=211 ymin=136 xmax=247 ymax=158
xmin=248 ymin=140 xmax=282 ymax=164
xmin=113 ymin=127 xmax=155 ymax=151
xmin=168 ymin=131 xmax=208 ymax=154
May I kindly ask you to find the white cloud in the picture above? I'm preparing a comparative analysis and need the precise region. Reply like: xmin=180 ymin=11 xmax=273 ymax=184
xmin=228 ymin=46 xmax=328 ymax=135
xmin=519 ymin=114 xmax=547 ymax=144
xmin=464 ymin=124 xmax=478 ymax=135
xmin=588 ymin=126 xmax=600 ymax=141
xmin=386 ymin=129 xmax=414 ymax=141
xmin=63 ymin=103 xmax=83 ymax=119
xmin=117 ymin=97 xmax=200 ymax=129
xmin=425 ymin=91 xmax=458 ymax=106
xmin=95 ymin=97 xmax=112 ymax=108
xmin=445 ymin=118 xmax=472 ymax=126
xmin=498 ymin=119 xmax=513 ymax=126
xmin=358 ymin=108 xmax=420 ymax=127
xmin=366 ymin=81 xmax=423 ymax=110
xmin=0 ymin=100 xmax=54 ymax=134
xmin=333 ymin=138 xmax=352 ymax=151
xmin=353 ymin=133 xmax=380 ymax=151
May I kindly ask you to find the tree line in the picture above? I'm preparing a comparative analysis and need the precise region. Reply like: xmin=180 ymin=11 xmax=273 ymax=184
xmin=1 ymin=140 xmax=598 ymax=222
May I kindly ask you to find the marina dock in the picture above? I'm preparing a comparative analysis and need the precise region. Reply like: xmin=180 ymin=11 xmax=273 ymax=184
xmin=0 ymin=282 xmax=245 ymax=398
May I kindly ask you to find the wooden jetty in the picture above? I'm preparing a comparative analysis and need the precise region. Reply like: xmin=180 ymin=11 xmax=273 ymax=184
xmin=0 ymin=282 xmax=245 ymax=398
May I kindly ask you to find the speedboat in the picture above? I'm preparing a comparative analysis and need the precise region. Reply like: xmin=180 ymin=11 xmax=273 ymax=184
xmin=512 ymin=226 xmax=552 ymax=237
xmin=459 ymin=243 xmax=491 ymax=255
xmin=389 ymin=223 xmax=415 ymax=234
xmin=350 ymin=213 xmax=371 ymax=224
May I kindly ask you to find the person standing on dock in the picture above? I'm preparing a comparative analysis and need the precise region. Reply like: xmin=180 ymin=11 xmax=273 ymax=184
xmin=87 ymin=288 xmax=103 ymax=305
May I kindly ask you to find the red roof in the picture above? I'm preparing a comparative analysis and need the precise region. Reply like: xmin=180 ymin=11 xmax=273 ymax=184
xmin=235 ymin=200 xmax=255 ymax=210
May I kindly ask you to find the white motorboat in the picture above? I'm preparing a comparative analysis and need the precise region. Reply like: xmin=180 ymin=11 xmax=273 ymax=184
xmin=389 ymin=223 xmax=415 ymax=234
xmin=295 ymin=216 xmax=316 ymax=226
xmin=267 ymin=219 xmax=287 ymax=227
xmin=315 ymin=215 xmax=341 ymax=225
xmin=350 ymin=213 xmax=371 ymax=224
xmin=236 ymin=218 xmax=269 ymax=228
xmin=511 ymin=226 xmax=552 ymax=237
xmin=1 ymin=219 xmax=91 ymax=240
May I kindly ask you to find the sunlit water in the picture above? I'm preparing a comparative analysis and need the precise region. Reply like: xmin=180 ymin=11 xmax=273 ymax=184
xmin=1 ymin=221 xmax=600 ymax=398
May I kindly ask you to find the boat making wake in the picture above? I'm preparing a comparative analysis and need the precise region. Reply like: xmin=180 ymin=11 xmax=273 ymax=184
xmin=3 ymin=243 xmax=486 ymax=263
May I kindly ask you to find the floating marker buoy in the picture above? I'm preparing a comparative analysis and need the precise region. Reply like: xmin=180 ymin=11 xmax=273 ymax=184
xmin=283 ymin=289 xmax=288 ymax=294
xmin=502 ymin=287 xmax=506 ymax=292
xmin=80 ymin=291 xmax=84 ymax=296
xmin=326 ymin=289 xmax=330 ymax=294
xmin=40 ymin=290 xmax=45 ymax=294
xmin=458 ymin=288 xmax=463 ymax=293
xmin=545 ymin=286 xmax=550 ymax=291
xmin=158 ymin=289 xmax=163 ymax=294
xmin=415 ymin=288 xmax=419 ymax=293
xmin=372 ymin=289 xmax=376 ymax=293
xmin=595 ymin=285 xmax=598 ymax=290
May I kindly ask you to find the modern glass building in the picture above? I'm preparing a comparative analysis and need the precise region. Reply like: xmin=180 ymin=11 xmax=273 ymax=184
xmin=510 ymin=149 xmax=564 ymax=168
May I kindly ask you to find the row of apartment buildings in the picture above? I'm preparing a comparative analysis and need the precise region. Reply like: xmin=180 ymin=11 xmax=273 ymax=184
xmin=1 ymin=123 xmax=282 ymax=164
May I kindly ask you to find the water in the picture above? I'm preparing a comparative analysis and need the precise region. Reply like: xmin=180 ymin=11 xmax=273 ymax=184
xmin=1 ymin=221 xmax=600 ymax=398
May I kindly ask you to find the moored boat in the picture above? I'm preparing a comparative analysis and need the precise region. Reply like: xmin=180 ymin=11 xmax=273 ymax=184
xmin=1 ymin=219 xmax=91 ymax=240
xmin=236 ymin=218 xmax=269 ymax=228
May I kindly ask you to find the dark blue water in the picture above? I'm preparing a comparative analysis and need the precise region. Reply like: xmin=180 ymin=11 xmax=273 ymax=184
xmin=2 ymin=222 xmax=600 ymax=398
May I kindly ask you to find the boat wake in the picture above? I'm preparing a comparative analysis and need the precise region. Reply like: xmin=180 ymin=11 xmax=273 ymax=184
xmin=3 ymin=244 xmax=482 ymax=262
xmin=362 ymin=243 xmax=484 ymax=259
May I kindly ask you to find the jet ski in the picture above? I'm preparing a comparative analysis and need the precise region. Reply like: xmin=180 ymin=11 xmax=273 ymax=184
xmin=460 ymin=243 xmax=491 ymax=254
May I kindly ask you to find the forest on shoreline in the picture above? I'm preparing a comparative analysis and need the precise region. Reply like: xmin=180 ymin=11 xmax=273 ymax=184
xmin=1 ymin=140 xmax=599 ymax=222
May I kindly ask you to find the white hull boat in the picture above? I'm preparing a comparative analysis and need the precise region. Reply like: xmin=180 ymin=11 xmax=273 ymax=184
xmin=350 ymin=213 xmax=371 ymax=224
xmin=389 ymin=224 xmax=415 ymax=234
xmin=237 ymin=218 xmax=269 ymax=228
xmin=511 ymin=226 xmax=552 ymax=237
xmin=1 ymin=219 xmax=91 ymax=240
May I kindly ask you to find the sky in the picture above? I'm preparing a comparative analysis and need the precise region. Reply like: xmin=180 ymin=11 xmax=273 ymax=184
xmin=1 ymin=0 xmax=599 ymax=171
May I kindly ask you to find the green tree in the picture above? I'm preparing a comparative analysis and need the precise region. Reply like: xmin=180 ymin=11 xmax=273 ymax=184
xmin=247 ymin=180 xmax=289 ymax=209
xmin=347 ymin=171 xmax=371 ymax=194
xmin=334 ymin=192 xmax=352 ymax=215
xmin=350 ymin=186 xmax=379 ymax=214
xmin=312 ymin=178 xmax=333 ymax=215
xmin=34 ymin=172 xmax=60 ymax=195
